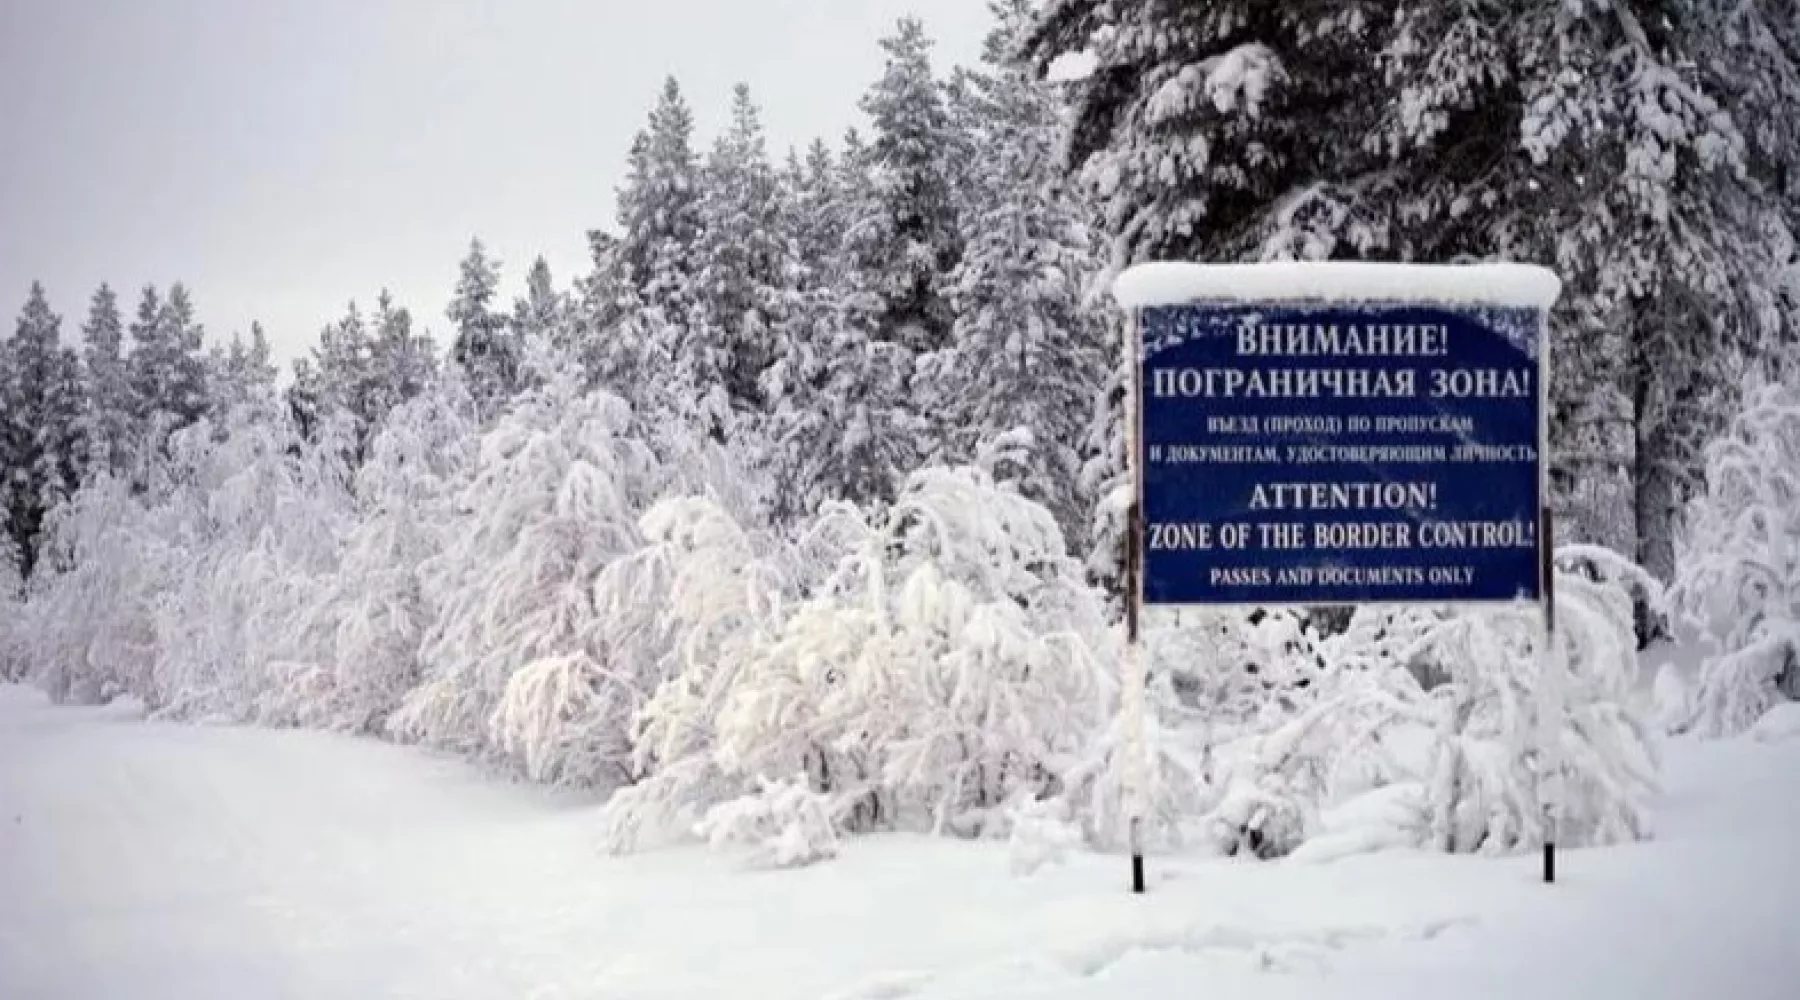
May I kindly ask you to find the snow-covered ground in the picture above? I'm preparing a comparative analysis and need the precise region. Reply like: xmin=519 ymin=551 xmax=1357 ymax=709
xmin=2 ymin=682 xmax=1796 ymax=1000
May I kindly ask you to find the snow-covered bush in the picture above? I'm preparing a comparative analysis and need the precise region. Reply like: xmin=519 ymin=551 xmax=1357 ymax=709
xmin=1669 ymin=379 xmax=1800 ymax=737
xmin=12 ymin=401 xmax=356 ymax=720
xmin=693 ymin=774 xmax=840 ymax=869
xmin=1167 ymin=548 xmax=1658 ymax=862
xmin=597 ymin=495 xmax=796 ymax=852
xmin=266 ymin=380 xmax=479 ymax=733
xmin=145 ymin=407 xmax=354 ymax=723
xmin=1084 ymin=607 xmax=1334 ymax=859
xmin=388 ymin=371 xmax=663 ymax=784
xmin=22 ymin=466 xmax=184 ymax=706
xmin=717 ymin=461 xmax=1114 ymax=837
xmin=606 ymin=457 xmax=1118 ymax=854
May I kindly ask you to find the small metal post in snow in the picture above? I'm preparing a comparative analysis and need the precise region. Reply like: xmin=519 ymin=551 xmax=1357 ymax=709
xmin=1540 ymin=506 xmax=1560 ymax=884
xmin=1124 ymin=310 xmax=1149 ymax=896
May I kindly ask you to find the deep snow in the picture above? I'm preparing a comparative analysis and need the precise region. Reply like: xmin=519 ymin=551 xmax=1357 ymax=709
xmin=2 ymin=683 xmax=1796 ymax=1000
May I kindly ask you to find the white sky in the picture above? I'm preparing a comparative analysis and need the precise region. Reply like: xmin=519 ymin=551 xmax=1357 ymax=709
xmin=0 ymin=0 xmax=992 ymax=367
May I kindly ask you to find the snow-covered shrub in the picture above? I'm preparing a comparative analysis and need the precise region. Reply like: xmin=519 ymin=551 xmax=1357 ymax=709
xmin=1085 ymin=607 xmax=1337 ymax=859
xmin=713 ymin=462 xmax=1115 ymax=838
xmin=388 ymin=371 xmax=662 ymax=784
xmin=1165 ymin=548 xmax=1658 ymax=862
xmin=1196 ymin=697 xmax=1340 ymax=859
xmin=1324 ymin=550 xmax=1657 ymax=857
xmin=693 ymin=774 xmax=840 ymax=869
xmin=143 ymin=407 xmax=354 ymax=723
xmin=605 ymin=458 xmax=1117 ymax=852
xmin=597 ymin=495 xmax=796 ymax=852
xmin=13 ymin=401 xmax=356 ymax=720
xmin=13 ymin=473 xmax=157 ymax=703
xmin=266 ymin=381 xmax=478 ymax=733
xmin=1285 ymin=782 xmax=1430 ymax=865
xmin=1669 ymin=379 xmax=1800 ymax=737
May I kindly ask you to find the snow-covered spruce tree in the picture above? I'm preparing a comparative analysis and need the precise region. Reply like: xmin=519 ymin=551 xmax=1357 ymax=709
xmin=613 ymin=78 xmax=704 ymax=329
xmin=128 ymin=283 xmax=211 ymax=437
xmin=759 ymin=293 xmax=928 ymax=521
xmin=919 ymin=0 xmax=1108 ymax=540
xmin=512 ymin=256 xmax=568 ymax=347
xmin=288 ymin=294 xmax=434 ymax=459
xmin=1668 ymin=378 xmax=1800 ymax=736
xmin=782 ymin=139 xmax=847 ymax=293
xmin=843 ymin=17 xmax=964 ymax=353
xmin=447 ymin=238 xmax=520 ymax=419
xmin=1076 ymin=311 xmax=1129 ymax=601
xmin=697 ymin=443 xmax=1116 ymax=844
xmin=368 ymin=291 xmax=438 ymax=420
xmin=760 ymin=125 xmax=929 ymax=521
xmin=693 ymin=84 xmax=799 ymax=425
xmin=288 ymin=301 xmax=373 ymax=446
xmin=2 ymin=283 xmax=84 ymax=580
xmin=1022 ymin=0 xmax=1800 ymax=592
xmin=206 ymin=323 xmax=280 ymax=420
xmin=386 ymin=362 xmax=666 ymax=785
xmin=78 ymin=283 xmax=135 ymax=478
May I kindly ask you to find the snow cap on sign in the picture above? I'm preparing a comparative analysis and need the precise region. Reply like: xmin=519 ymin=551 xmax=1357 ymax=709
xmin=1111 ymin=261 xmax=1562 ymax=311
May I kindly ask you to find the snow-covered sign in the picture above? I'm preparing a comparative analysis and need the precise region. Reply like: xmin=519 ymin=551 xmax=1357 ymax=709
xmin=1114 ymin=261 xmax=1561 ymax=607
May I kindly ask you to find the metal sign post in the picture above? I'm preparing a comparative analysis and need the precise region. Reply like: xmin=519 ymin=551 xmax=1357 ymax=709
xmin=1113 ymin=261 xmax=1561 ymax=894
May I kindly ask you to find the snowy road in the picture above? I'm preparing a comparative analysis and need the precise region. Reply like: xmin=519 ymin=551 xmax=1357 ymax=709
xmin=4 ymin=683 xmax=1799 ymax=1000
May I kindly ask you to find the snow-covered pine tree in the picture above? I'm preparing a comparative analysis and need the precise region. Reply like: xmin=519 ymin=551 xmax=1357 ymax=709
xmin=511 ymin=256 xmax=567 ymax=353
xmin=783 ymin=139 xmax=846 ymax=293
xmin=760 ymin=294 xmax=927 ymax=521
xmin=614 ymin=78 xmax=703 ymax=329
xmin=2 ymin=283 xmax=84 ymax=579
xmin=206 ymin=322 xmax=280 ymax=421
xmin=920 ymin=0 xmax=1108 ymax=541
xmin=843 ymin=18 xmax=964 ymax=353
xmin=693 ymin=84 xmax=796 ymax=418
xmin=369 ymin=290 xmax=438 ymax=422
xmin=78 ymin=284 xmax=134 ymax=478
xmin=447 ymin=238 xmax=518 ymax=417
xmin=287 ymin=300 xmax=374 ymax=450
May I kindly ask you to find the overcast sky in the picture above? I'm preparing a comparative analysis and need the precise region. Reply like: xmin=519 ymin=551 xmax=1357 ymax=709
xmin=0 ymin=0 xmax=991 ymax=367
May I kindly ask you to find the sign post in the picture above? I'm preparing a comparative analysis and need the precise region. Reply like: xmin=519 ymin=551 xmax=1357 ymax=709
xmin=1112 ymin=261 xmax=1561 ymax=893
